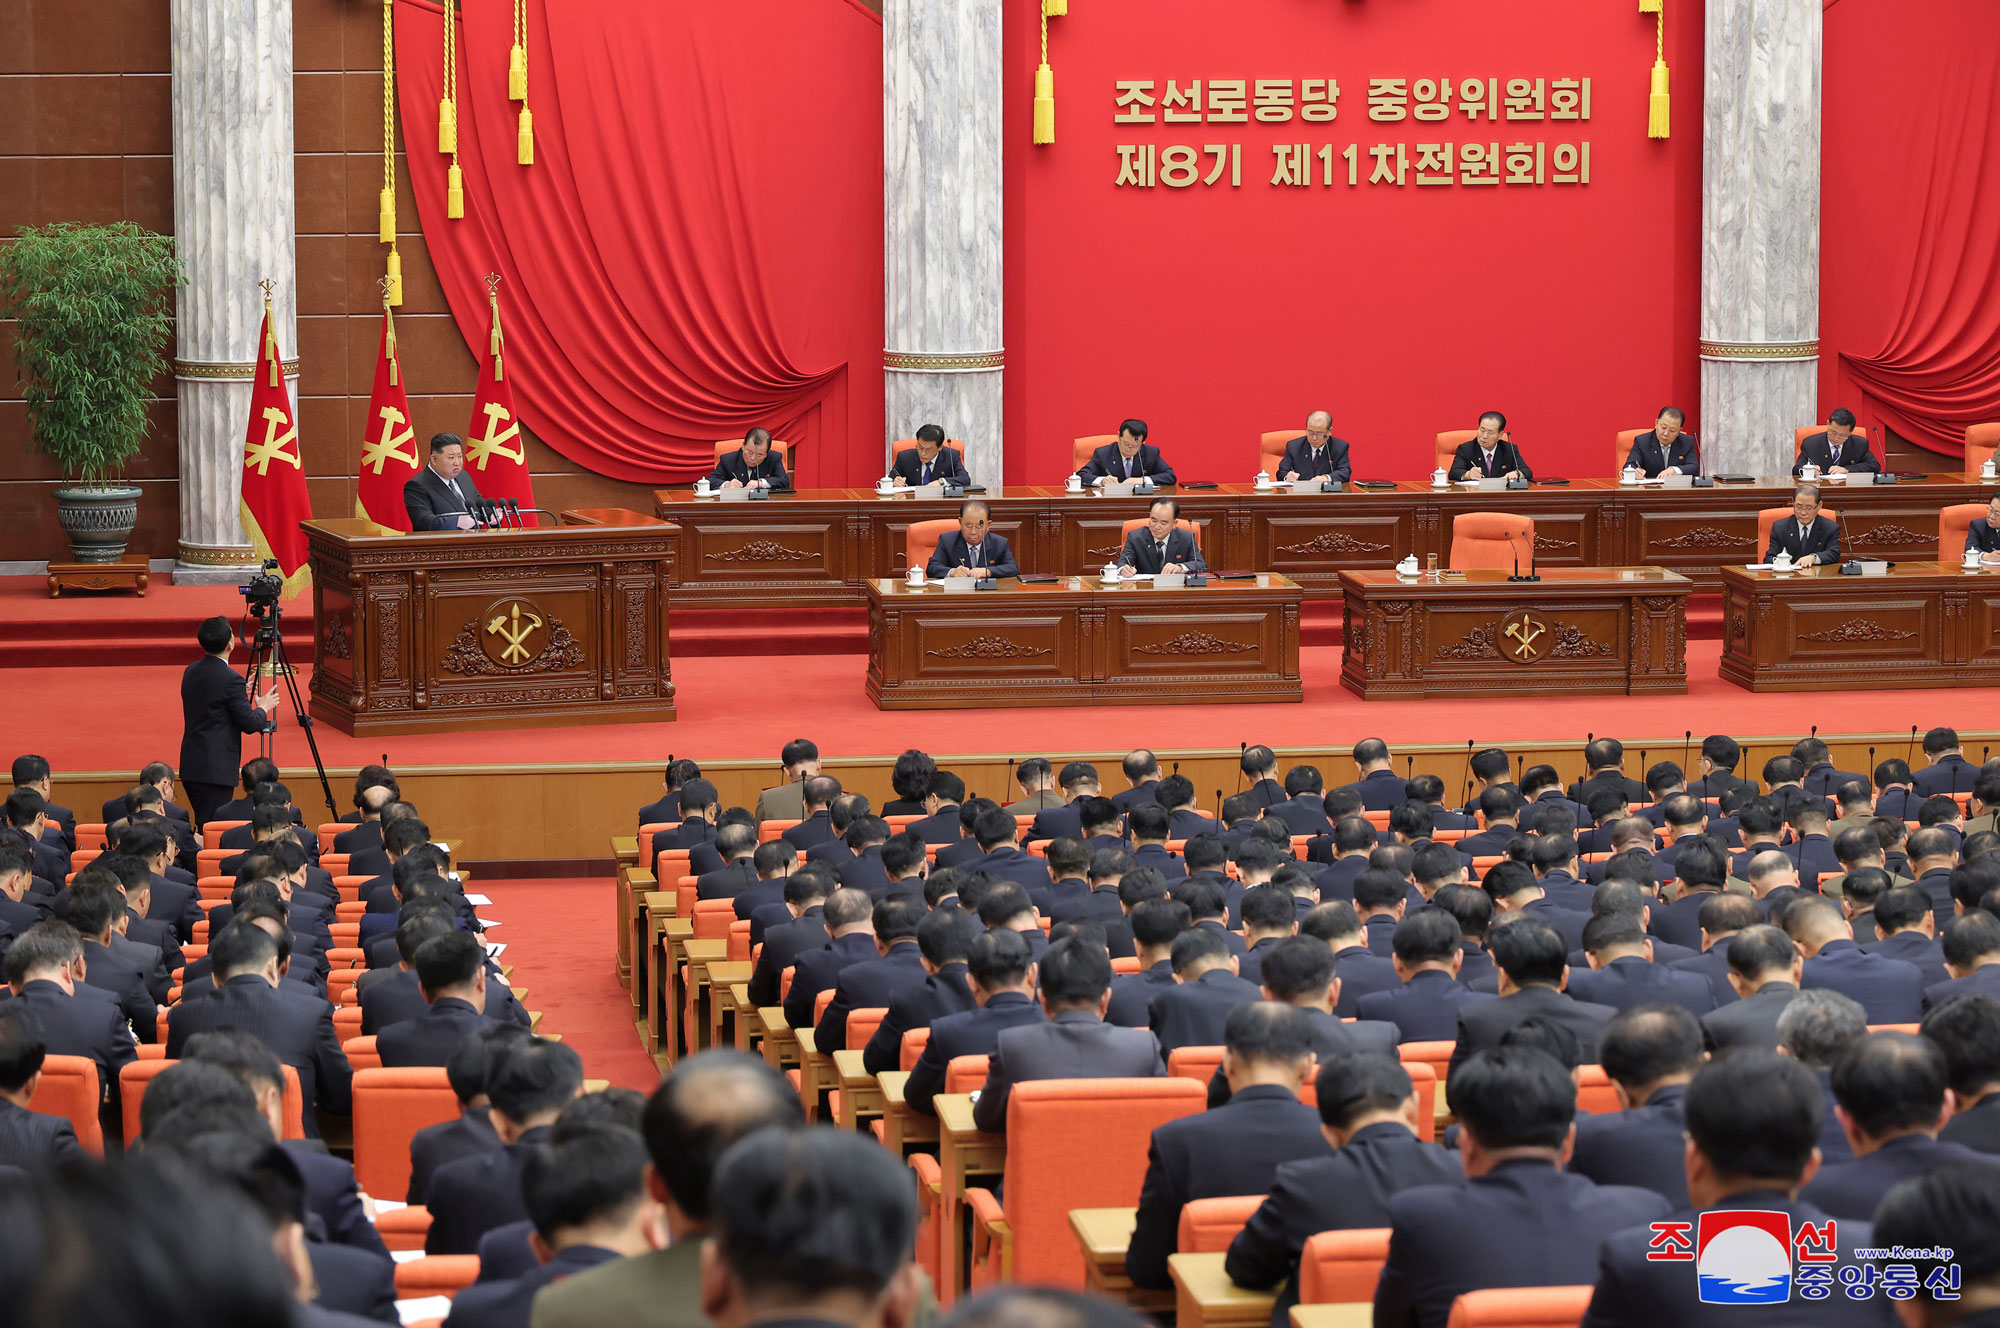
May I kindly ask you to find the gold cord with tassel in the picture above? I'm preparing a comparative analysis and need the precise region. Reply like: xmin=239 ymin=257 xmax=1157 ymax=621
xmin=485 ymin=273 xmax=505 ymax=382
xmin=1647 ymin=5 xmax=1670 ymax=139
xmin=1032 ymin=0 xmax=1057 ymax=145
xmin=379 ymin=276 xmax=400 ymax=386
xmin=442 ymin=0 xmax=464 ymax=216
xmin=514 ymin=0 xmax=533 ymax=164
xmin=379 ymin=0 xmax=397 ymax=244
xmin=385 ymin=247 xmax=403 ymax=306
xmin=260 ymin=279 xmax=281 ymax=389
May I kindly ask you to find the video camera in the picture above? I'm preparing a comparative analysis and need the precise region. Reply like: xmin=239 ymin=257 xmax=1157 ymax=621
xmin=239 ymin=558 xmax=283 ymax=616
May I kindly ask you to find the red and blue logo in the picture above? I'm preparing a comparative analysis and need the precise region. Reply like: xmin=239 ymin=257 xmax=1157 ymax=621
xmin=1694 ymin=1211 xmax=1795 ymax=1304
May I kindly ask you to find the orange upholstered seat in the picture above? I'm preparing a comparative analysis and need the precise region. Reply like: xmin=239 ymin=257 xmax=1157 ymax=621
xmin=945 ymin=1055 xmax=989 ymax=1094
xmin=1074 ymin=434 xmax=1118 ymax=471
xmin=1436 ymin=429 xmax=1509 ymax=475
xmin=1166 ymin=1044 xmax=1223 ymax=1085
xmin=965 ymin=1077 xmax=1205 ymax=1287
xmin=1259 ymin=429 xmax=1298 ymax=473
xmin=1614 ymin=428 xmax=1647 ymax=475
xmin=1965 ymin=423 xmax=2000 ymax=477
xmin=1118 ymin=517 xmax=1202 ymax=550
xmin=352 ymin=1067 xmax=458 ymax=1201
xmin=28 ymin=1056 xmax=102 ymax=1157
xmin=394 ymin=1255 xmax=480 ymax=1299
xmin=1446 ymin=1285 xmax=1595 ymax=1327
xmin=1298 ymin=1227 xmax=1392 ymax=1303
xmin=1178 ymin=1194 xmax=1265 ymax=1254
xmin=75 ymin=823 xmax=108 ymax=852
xmin=906 ymin=518 xmax=959 ymax=574
xmin=344 ymin=1036 xmax=381 ymax=1072
xmin=1939 ymin=504 xmax=1986 ymax=561
xmin=1755 ymin=506 xmax=1840 ymax=556
xmin=712 ymin=437 xmax=790 ymax=462
xmin=842 ymin=1007 xmax=890 ymax=1056
xmin=900 ymin=1027 xmax=931 ymax=1072
xmin=1575 ymin=1064 xmax=1620 ymax=1115
xmin=690 ymin=898 xmax=737 ymax=941
xmin=1793 ymin=424 xmax=1869 ymax=460
xmin=1449 ymin=513 xmax=1535 ymax=572
xmin=122 ymin=1059 xmax=304 ymax=1142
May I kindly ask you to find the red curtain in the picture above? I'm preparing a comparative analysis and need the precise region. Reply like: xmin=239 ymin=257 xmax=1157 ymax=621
xmin=393 ymin=0 xmax=884 ymax=484
xmin=1822 ymin=0 xmax=2000 ymax=457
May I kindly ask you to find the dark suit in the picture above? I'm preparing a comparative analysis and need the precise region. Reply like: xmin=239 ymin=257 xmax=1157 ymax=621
xmin=1125 ymin=1085 xmax=1332 ymax=1289
xmin=694 ymin=859 xmax=755 ymax=902
xmin=1567 ymin=955 xmax=1717 ymax=1016
xmin=891 ymin=446 xmax=970 ymax=487
xmin=1764 ymin=513 xmax=1843 ymax=564
xmin=1454 ymin=826 xmax=1520 ymax=861
xmin=1581 ymin=1191 xmax=1892 ymax=1328
xmin=1227 ymin=1122 xmax=1460 ymax=1328
xmin=1236 ymin=938 xmax=1285 ymax=988
xmin=704 ymin=447 xmax=790 ymax=490
xmin=1537 ymin=871 xmax=1595 ymax=913
xmin=333 ymin=822 xmax=382 ymax=858
xmin=934 ymin=839 xmax=982 ymax=869
xmin=1447 ymin=438 xmax=1533 ymax=482
xmin=1131 ymin=844 xmax=1187 ymax=882
xmin=1449 ymin=985 xmax=1616 ymax=1078
xmin=287 ymin=1141 xmax=392 ymax=1260
xmin=781 ymin=931 xmax=880 ymax=1031
xmin=360 ymin=971 xmax=527 ymax=1036
xmin=648 ymin=817 xmax=714 ymax=864
xmin=1026 ymin=800 xmax=1085 ymax=843
xmin=1333 ymin=946 xmax=1400 ymax=1017
xmin=904 ymin=991 xmax=1043 ymax=1116
xmin=1168 ymin=809 xmax=1222 ymax=841
xmin=1649 ymin=889 xmax=1722 ymax=953
xmin=1912 ymin=866 xmax=1957 ymax=934
xmin=748 ymin=907 xmax=826 ymax=1008
xmin=1077 ymin=442 xmax=1176 ymax=485
xmin=424 ymin=1124 xmax=552 ymax=1255
xmin=729 ymin=878 xmax=788 ymax=930
xmin=1356 ymin=969 xmax=1495 ymax=1042
xmin=779 ymin=811 xmax=835 ymax=852
xmin=307 ymin=1241 xmax=397 ymax=1325
xmin=972 ymin=1009 xmax=1163 ymax=1132
xmin=1794 ymin=430 xmax=1880 ymax=475
xmin=1569 ymin=1083 xmax=1690 ymax=1205
xmin=1668 ymin=942 xmax=1740 ymax=1007
xmin=407 ymin=1107 xmax=500 ymax=1204
xmin=1916 ymin=752 xmax=1979 ymax=796
xmin=964 ymin=846 xmax=1055 ymax=895
xmin=1801 ymin=939 xmax=1923 ymax=1024
xmin=1339 ymin=770 xmax=1409 ymax=812
xmin=403 ymin=465 xmax=488 ymax=530
xmin=78 ymin=938 xmax=157 ymax=1044
xmin=815 ymin=939 xmax=927 ymax=1052
xmin=1275 ymin=435 xmax=1352 ymax=485
xmin=636 ymin=792 xmax=680 ymax=829
xmin=1521 ymin=898 xmax=1590 ymax=952
xmin=925 ymin=531 xmax=1017 ymax=579
xmin=178 ymin=654 xmax=277 ymax=791
xmin=804 ymin=836 xmax=854 ymax=867
xmin=860 ymin=961 xmax=975 ymax=1074
xmin=1313 ymin=856 xmax=1367 ymax=903
xmin=1115 ymin=527 xmax=1207 ymax=574
xmin=1623 ymin=429 xmax=1698 ymax=477
xmin=12 ymin=981 xmax=136 ymax=1120
xmin=1941 ymin=1092 xmax=2000 ymax=1155
xmin=165 ymin=973 xmax=351 ymax=1130
xmin=1924 ymin=962 xmax=2000 ymax=1012
xmin=0 ymin=1095 xmax=86 ymax=1170
xmin=1207 ymin=1010 xmax=1398 ymax=1108
xmin=1799 ymin=1133 xmax=1993 ymax=1220
xmin=1374 ymin=1159 xmax=1669 ymax=1328
xmin=1150 ymin=969 xmax=1264 ymax=1059
xmin=1700 ymin=980 xmax=1798 ymax=1056
xmin=1107 ymin=960 xmax=1177 ymax=1028
xmin=906 ymin=807 xmax=964 ymax=846
xmin=125 ymin=914 xmax=184 ymax=981
xmin=442 ymin=1244 xmax=622 ymax=1328
xmin=1265 ymin=796 xmax=1332 ymax=837
xmin=376 ymin=996 xmax=501 ymax=1069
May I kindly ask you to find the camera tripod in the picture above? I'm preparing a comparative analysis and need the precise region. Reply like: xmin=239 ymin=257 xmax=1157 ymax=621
xmin=240 ymin=599 xmax=339 ymax=821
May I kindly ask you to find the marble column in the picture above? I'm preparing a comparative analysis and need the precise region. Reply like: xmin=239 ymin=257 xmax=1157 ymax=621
xmin=169 ymin=0 xmax=300 ymax=582
xmin=883 ymin=0 xmax=1005 ymax=483
xmin=1700 ymin=1 xmax=1822 ymax=477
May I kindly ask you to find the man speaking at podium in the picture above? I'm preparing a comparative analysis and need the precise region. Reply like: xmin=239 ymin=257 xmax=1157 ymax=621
xmin=403 ymin=433 xmax=486 ymax=531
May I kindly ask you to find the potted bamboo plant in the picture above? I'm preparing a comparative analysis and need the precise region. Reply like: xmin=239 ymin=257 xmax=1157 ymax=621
xmin=0 ymin=221 xmax=180 ymax=562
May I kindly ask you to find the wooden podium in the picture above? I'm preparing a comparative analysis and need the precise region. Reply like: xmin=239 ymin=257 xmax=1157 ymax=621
xmin=302 ymin=510 xmax=677 ymax=735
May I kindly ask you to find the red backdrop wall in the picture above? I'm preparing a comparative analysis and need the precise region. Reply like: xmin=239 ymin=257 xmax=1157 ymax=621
xmin=1002 ymin=0 xmax=1705 ymax=485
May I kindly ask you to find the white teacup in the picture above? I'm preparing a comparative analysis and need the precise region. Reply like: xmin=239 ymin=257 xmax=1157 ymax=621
xmin=694 ymin=479 xmax=711 ymax=496
xmin=1431 ymin=468 xmax=1449 ymax=488
xmin=1066 ymin=475 xmax=1083 ymax=493
xmin=1772 ymin=552 xmax=1794 ymax=571
xmin=1396 ymin=556 xmax=1420 ymax=577
xmin=1965 ymin=549 xmax=1984 ymax=570
xmin=1100 ymin=563 xmax=1120 ymax=582
xmin=907 ymin=567 xmax=925 ymax=586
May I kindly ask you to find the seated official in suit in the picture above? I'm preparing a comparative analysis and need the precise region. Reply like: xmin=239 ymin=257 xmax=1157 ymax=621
xmin=404 ymin=433 xmax=488 ymax=531
xmin=1226 ymin=1054 xmax=1459 ymax=1326
xmin=891 ymin=423 xmax=969 ymax=488
xmin=1357 ymin=909 xmax=1494 ymax=1042
xmin=1209 ymin=936 xmax=1399 ymax=1109
xmin=904 ymin=928 xmax=1046 ymax=1116
xmin=1791 ymin=898 xmax=1924 ymax=1024
xmin=1966 ymin=493 xmax=2000 ymax=564
xmin=925 ymin=500 xmax=1017 ymax=579
xmin=1116 ymin=497 xmax=1208 ymax=576
xmin=1374 ymin=1048 xmax=1671 ymax=1328
xmin=1568 ymin=914 xmax=1718 ymax=1016
xmin=1149 ymin=926 xmax=1264 ymax=1060
xmin=1447 ymin=410 xmax=1533 ymax=481
xmin=409 ymin=1025 xmax=526 ymax=1205
xmin=780 ymin=889 xmax=886 ymax=1033
xmin=972 ymin=936 xmax=1164 ymax=1132
xmin=0 ymin=1003 xmax=88 ymax=1171
xmin=853 ymin=906 xmax=976 ymax=1071
xmin=706 ymin=426 xmax=790 ymax=491
xmin=1765 ymin=484 xmax=1842 ymax=565
xmin=813 ymin=897 xmax=932 ymax=1056
xmin=1076 ymin=418 xmax=1176 ymax=486
xmin=1581 ymin=1052 xmax=1898 ymax=1328
xmin=1448 ymin=912 xmax=1617 ymax=1078
xmin=1568 ymin=1006 xmax=1703 ymax=1206
xmin=424 ymin=1039 xmax=584 ymax=1256
xmin=1126 ymin=1003 xmax=1332 ymax=1289
xmin=1623 ymin=406 xmax=1698 ymax=477
xmin=1275 ymin=411 xmax=1352 ymax=485
xmin=1796 ymin=1030 xmax=1990 ymax=1220
xmin=1699 ymin=923 xmax=1803 ymax=1056
xmin=1925 ymin=992 xmax=2000 ymax=1155
xmin=1793 ymin=406 xmax=1879 ymax=476
xmin=376 ymin=932 xmax=509 ymax=1068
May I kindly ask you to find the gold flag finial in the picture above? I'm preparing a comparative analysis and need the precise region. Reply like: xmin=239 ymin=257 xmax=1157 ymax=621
xmin=485 ymin=273 xmax=505 ymax=379
xmin=378 ymin=277 xmax=401 ymax=385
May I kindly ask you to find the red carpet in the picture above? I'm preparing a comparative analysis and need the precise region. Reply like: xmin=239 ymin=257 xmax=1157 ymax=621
xmin=476 ymin=879 xmax=659 ymax=1091
xmin=3 ymin=639 xmax=1992 ymax=774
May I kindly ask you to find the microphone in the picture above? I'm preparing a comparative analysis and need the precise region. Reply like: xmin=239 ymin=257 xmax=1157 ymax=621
xmin=1236 ymin=742 xmax=1246 ymax=796
xmin=505 ymin=498 xmax=524 ymax=529
xmin=1682 ymin=730 xmax=1692 ymax=781
xmin=1907 ymin=725 xmax=1919 ymax=765
xmin=1507 ymin=529 xmax=1539 ymax=582
xmin=1006 ymin=757 xmax=1015 ymax=799
xmin=1460 ymin=740 xmax=1475 ymax=807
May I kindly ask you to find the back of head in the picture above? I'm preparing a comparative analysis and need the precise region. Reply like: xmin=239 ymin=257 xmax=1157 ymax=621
xmin=488 ymin=1038 xmax=585 ymax=1125
xmin=1315 ymin=1053 xmax=1413 ymax=1132
xmin=446 ymin=1023 xmax=534 ymax=1105
xmin=892 ymin=750 xmax=937 ymax=801
xmin=1300 ymin=901 xmax=1362 ymax=948
xmin=643 ymin=1050 xmax=803 ymax=1220
xmin=1126 ymin=803 xmax=1169 ymax=844
xmin=1038 ymin=937 xmax=1112 ymax=1007
xmin=1283 ymin=764 xmax=1322 ymax=797
xmin=0 ymin=1002 xmax=47 ymax=1094
xmin=1478 ymin=786 xmax=1519 ymax=823
xmin=1431 ymin=884 xmax=1492 ymax=941
xmin=752 ymin=840 xmax=796 ymax=879
xmin=823 ymin=888 xmax=874 ymax=931
xmin=1257 ymin=935 xmax=1335 ymax=1003
xmin=1155 ymin=774 xmax=1195 ymax=811
xmin=521 ymin=1125 xmax=651 ymax=1242
xmin=1390 ymin=909 xmax=1459 ymax=965
xmin=967 ymin=927 xmax=1034 ymax=990
xmin=1447 ymin=1049 xmax=1574 ymax=1150
xmin=1046 ymin=836 xmax=1090 ymax=880
xmin=1223 ymin=1001 xmax=1313 ymax=1068
xmin=1169 ymin=874 xmax=1224 ymax=922
xmin=1774 ymin=988 xmax=1867 ymax=1071
xmin=1872 ymin=1170 xmax=2000 ymax=1315
xmin=1872 ymin=882 xmax=1929 ymax=934
xmin=1480 ymin=859 xmax=1538 ymax=905
xmin=182 ymin=1027 xmax=285 ymax=1099
xmin=920 ymin=905 xmax=979 ymax=966
xmin=1944 ymin=911 xmax=2000 ymax=973
xmin=1470 ymin=748 xmax=1511 ymax=784
xmin=1128 ymin=897 xmax=1191 ymax=951
xmin=1920 ymin=992 xmax=2000 ymax=1099
xmin=1239 ymin=884 xmax=1295 ymax=934
xmin=716 ymin=822 xmax=758 ymax=860
xmin=210 ymin=918 xmax=280 ymax=980
xmin=137 ymin=1059 xmax=262 ymax=1139
xmin=1169 ymin=924 xmax=1230 ymax=975
xmin=1123 ymin=750 xmax=1158 ymax=783
xmin=1352 ymin=868 xmax=1407 ymax=913
xmin=1831 ymin=1031 xmax=1949 ymax=1137
xmin=414 ymin=930 xmax=484 ymax=997
xmin=873 ymin=895 xmax=925 ymax=943
xmin=709 ymin=1126 xmax=916 ymax=1304
xmin=1487 ymin=915 xmax=1565 ymax=986
xmin=1497 ymin=1014 xmax=1582 ymax=1073
xmin=1684 ymin=1051 xmax=1823 ymax=1183
xmin=1598 ymin=1004 xmax=1703 ymax=1090
xmin=1183 ymin=833 xmax=1226 ymax=875
xmin=1724 ymin=924 xmax=1797 ymax=984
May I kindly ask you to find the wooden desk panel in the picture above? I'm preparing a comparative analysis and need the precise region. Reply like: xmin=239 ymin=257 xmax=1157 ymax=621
xmin=1339 ymin=568 xmax=1691 ymax=700
xmin=1720 ymin=563 xmax=2000 ymax=690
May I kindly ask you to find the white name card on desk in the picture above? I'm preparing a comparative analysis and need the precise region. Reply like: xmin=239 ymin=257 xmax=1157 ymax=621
xmin=1098 ymin=480 xmax=1155 ymax=496
xmin=462 ymin=894 xmax=491 ymax=907
xmin=1473 ymin=477 xmax=1508 ymax=491
xmin=716 ymin=487 xmax=754 ymax=501
xmin=398 ymin=1296 xmax=453 ymax=1324
xmin=910 ymin=482 xmax=947 ymax=499
xmin=1154 ymin=573 xmax=1188 ymax=587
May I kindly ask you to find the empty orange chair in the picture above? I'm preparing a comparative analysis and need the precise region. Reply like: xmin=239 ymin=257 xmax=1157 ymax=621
xmin=1446 ymin=1285 xmax=1594 ymax=1328
xmin=1448 ymin=513 xmax=1535 ymax=572
xmin=394 ymin=1255 xmax=480 ymax=1299
xmin=1793 ymin=423 xmax=1870 ymax=463
xmin=1436 ymin=429 xmax=1510 ymax=476
xmin=964 ymin=1077 xmax=1205 ymax=1287
xmin=75 ymin=823 xmax=109 ymax=852
xmin=352 ymin=1067 xmax=458 ymax=1201
xmin=344 ymin=1036 xmax=381 ymax=1072
xmin=904 ymin=518 xmax=959 ymax=575
xmin=1575 ymin=1065 xmax=1620 ymax=1115
xmin=1074 ymin=434 xmax=1118 ymax=472
xmin=28 ymin=1055 xmax=103 ymax=1158
xmin=1297 ymin=1227 xmax=1392 ymax=1304
xmin=1756 ymin=505 xmax=1839 ymax=558
xmin=1939 ymin=503 xmax=1987 ymax=562
xmin=1966 ymin=422 xmax=2000 ymax=478
xmin=1177 ymin=1194 xmax=1264 ymax=1254
xmin=712 ymin=436 xmax=791 ymax=464
xmin=690 ymin=898 xmax=737 ymax=941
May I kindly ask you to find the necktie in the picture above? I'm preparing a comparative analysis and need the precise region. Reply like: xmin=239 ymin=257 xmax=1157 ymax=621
xmin=1156 ymin=540 xmax=1167 ymax=565
xmin=921 ymin=459 xmax=932 ymax=484
xmin=1483 ymin=449 xmax=1496 ymax=475
xmin=969 ymin=542 xmax=980 ymax=569
xmin=1124 ymin=456 xmax=1134 ymax=479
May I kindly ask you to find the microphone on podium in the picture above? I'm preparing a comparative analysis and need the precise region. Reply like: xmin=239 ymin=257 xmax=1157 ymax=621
xmin=1506 ymin=529 xmax=1539 ymax=582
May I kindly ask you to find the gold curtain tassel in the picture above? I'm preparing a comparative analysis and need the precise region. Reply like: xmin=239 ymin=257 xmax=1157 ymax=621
xmin=438 ymin=98 xmax=457 ymax=154
xmin=1639 ymin=0 xmax=1662 ymax=12
xmin=378 ymin=188 xmax=396 ymax=244
xmin=517 ymin=106 xmax=534 ymax=165
xmin=1042 ymin=0 xmax=1066 ymax=15
xmin=509 ymin=44 xmax=527 ymax=100
xmin=385 ymin=248 xmax=404 ymax=307
xmin=447 ymin=163 xmax=465 ymax=218
xmin=1648 ymin=59 xmax=1671 ymax=138
xmin=1033 ymin=64 xmax=1055 ymax=145
xmin=385 ymin=307 xmax=399 ymax=385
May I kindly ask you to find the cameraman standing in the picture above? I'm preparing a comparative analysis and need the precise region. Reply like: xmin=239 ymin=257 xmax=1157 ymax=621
xmin=179 ymin=614 xmax=278 ymax=828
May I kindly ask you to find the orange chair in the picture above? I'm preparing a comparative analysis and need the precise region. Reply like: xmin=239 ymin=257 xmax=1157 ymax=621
xmin=120 ymin=1058 xmax=175 ymax=1142
xmin=756 ymin=819 xmax=799 ymax=843
xmin=1074 ymin=434 xmax=1119 ymax=472
xmin=690 ymin=898 xmax=738 ymax=941
xmin=322 ymin=854 xmax=350 ymax=876
xmin=1755 ymin=505 xmax=1840 ymax=558
xmin=1448 ymin=513 xmax=1534 ymax=572
xmin=1436 ymin=429 xmax=1509 ymax=476
xmin=888 ymin=437 xmax=967 ymax=465
xmin=1178 ymin=1194 xmax=1265 ymax=1254
xmin=1399 ymin=1041 xmax=1454 ymax=1091
xmin=945 ymin=1054 xmax=990 ymax=1094
xmin=344 ymin=1036 xmax=381 ymax=1072
xmin=1965 ymin=422 xmax=2000 ymax=478
xmin=1613 ymin=428 xmax=1651 ymax=476
xmin=1445 ymin=1285 xmax=1594 ymax=1328
xmin=377 ymin=1206 xmax=433 ymax=1251
xmin=352 ymin=1066 xmax=459 ymax=1201
xmin=1404 ymin=1061 xmax=1438 ymax=1142
xmin=899 ymin=1027 xmax=932 ymax=1072
xmin=1117 ymin=517 xmax=1203 ymax=553
xmin=1575 ymin=1065 xmax=1620 ymax=1115
xmin=394 ymin=1255 xmax=481 ymax=1300
xmin=1793 ymin=424 xmax=1870 ymax=462
xmin=905 ymin=518 xmax=959 ymax=574
xmin=315 ymin=823 xmax=344 ymax=852
xmin=1110 ymin=956 xmax=1141 ymax=975
xmin=67 ymin=847 xmax=102 ymax=874
xmin=1297 ymin=1227 xmax=1392 ymax=1304
xmin=1939 ymin=504 xmax=1987 ymax=562
xmin=334 ymin=1006 xmax=364 ymax=1042
xmin=711 ymin=437 xmax=791 ymax=463
xmin=965 ymin=1077 xmax=1205 ymax=1288
xmin=76 ymin=823 xmax=109 ymax=852
xmin=1166 ymin=1045 xmax=1224 ymax=1085
xmin=1258 ymin=429 xmax=1298 ymax=473
xmin=29 ymin=1056 xmax=103 ymax=1157
xmin=728 ymin=919 xmax=752 ymax=963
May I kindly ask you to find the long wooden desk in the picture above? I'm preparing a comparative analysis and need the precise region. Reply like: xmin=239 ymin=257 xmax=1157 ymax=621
xmin=866 ymin=575 xmax=1303 ymax=709
xmin=655 ymin=475 xmax=1996 ymax=606
xmin=303 ymin=508 xmax=676 ymax=735
xmin=1720 ymin=562 xmax=2000 ymax=691
xmin=1338 ymin=567 xmax=1692 ymax=699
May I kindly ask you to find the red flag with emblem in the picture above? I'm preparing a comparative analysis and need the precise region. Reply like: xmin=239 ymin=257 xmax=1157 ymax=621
xmin=356 ymin=308 xmax=420 ymax=532
xmin=239 ymin=296 xmax=313 ymax=588
xmin=463 ymin=280 xmax=535 ymax=510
